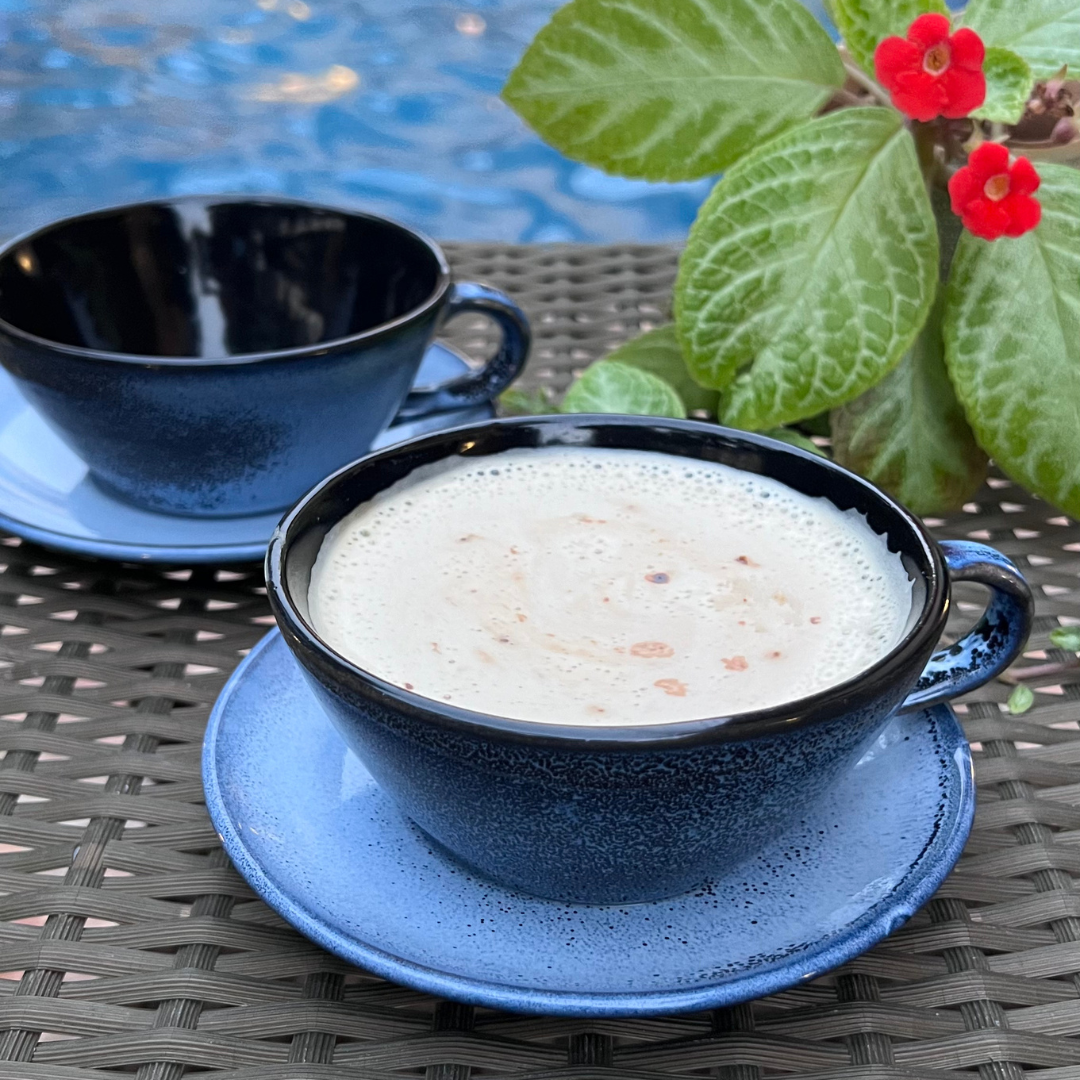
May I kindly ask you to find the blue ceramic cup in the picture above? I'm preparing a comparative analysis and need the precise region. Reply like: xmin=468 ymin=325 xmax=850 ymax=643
xmin=0 ymin=197 xmax=529 ymax=517
xmin=267 ymin=416 xmax=1032 ymax=905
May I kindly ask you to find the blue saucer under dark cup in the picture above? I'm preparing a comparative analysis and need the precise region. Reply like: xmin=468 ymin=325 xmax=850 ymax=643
xmin=203 ymin=629 xmax=976 ymax=1017
xmin=0 ymin=196 xmax=529 ymax=518
xmin=0 ymin=343 xmax=493 ymax=563
xmin=266 ymin=416 xmax=1033 ymax=906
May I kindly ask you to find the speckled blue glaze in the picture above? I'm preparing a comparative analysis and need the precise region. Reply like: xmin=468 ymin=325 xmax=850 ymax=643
xmin=267 ymin=417 xmax=1030 ymax=905
xmin=0 ymin=343 xmax=491 ymax=564
xmin=202 ymin=629 xmax=975 ymax=1017
xmin=904 ymin=540 xmax=1033 ymax=710
xmin=0 ymin=197 xmax=528 ymax=518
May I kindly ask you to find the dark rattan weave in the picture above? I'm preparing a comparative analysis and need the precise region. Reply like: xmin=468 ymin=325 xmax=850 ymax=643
xmin=0 ymin=242 xmax=1077 ymax=1080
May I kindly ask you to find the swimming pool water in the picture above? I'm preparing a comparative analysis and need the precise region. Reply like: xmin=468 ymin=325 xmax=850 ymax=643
xmin=0 ymin=1 xmax=939 ymax=244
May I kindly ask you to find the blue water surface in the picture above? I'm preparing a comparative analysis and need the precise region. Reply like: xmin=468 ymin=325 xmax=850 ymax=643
xmin=0 ymin=1 xmax=841 ymax=243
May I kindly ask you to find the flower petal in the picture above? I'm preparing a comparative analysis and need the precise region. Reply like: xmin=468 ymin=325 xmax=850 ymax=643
xmin=949 ymin=166 xmax=983 ymax=215
xmin=949 ymin=28 xmax=985 ymax=71
xmin=887 ymin=69 xmax=948 ymax=121
xmin=907 ymin=13 xmax=951 ymax=50
xmin=1002 ymin=194 xmax=1042 ymax=237
xmin=874 ymin=36 xmax=921 ymax=89
xmin=963 ymin=199 xmax=1010 ymax=241
xmin=941 ymin=68 xmax=986 ymax=117
xmin=968 ymin=141 xmax=1010 ymax=181
xmin=1010 ymin=156 xmax=1041 ymax=198
xmin=891 ymin=87 xmax=944 ymax=120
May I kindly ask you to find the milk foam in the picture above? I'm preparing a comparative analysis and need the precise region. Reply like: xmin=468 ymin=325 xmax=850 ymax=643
xmin=307 ymin=447 xmax=914 ymax=725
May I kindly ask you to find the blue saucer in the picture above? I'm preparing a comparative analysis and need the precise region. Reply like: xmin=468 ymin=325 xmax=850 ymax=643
xmin=203 ymin=631 xmax=975 ymax=1017
xmin=0 ymin=343 xmax=493 ymax=564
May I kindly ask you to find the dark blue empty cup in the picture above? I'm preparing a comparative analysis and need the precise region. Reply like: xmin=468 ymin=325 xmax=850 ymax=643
xmin=0 ymin=197 xmax=529 ymax=517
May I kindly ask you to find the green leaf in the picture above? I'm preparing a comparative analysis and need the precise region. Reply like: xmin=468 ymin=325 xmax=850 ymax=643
xmin=1050 ymin=626 xmax=1080 ymax=651
xmin=971 ymin=47 xmax=1034 ymax=125
xmin=826 ymin=0 xmax=948 ymax=74
xmin=943 ymin=163 xmax=1080 ymax=520
xmin=561 ymin=360 xmax=687 ymax=417
xmin=961 ymin=0 xmax=1080 ymax=80
xmin=603 ymin=325 xmax=719 ymax=414
xmin=676 ymin=108 xmax=939 ymax=431
xmin=832 ymin=295 xmax=988 ymax=515
xmin=1007 ymin=684 xmax=1034 ymax=714
xmin=501 ymin=0 xmax=844 ymax=182
xmin=499 ymin=386 xmax=560 ymax=416
xmin=760 ymin=428 xmax=827 ymax=456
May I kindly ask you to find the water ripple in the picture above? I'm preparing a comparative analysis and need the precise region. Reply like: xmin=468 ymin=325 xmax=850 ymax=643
xmin=0 ymin=1 xmax=952 ymax=243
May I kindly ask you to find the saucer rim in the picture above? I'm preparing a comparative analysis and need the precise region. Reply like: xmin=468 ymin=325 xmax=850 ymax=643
xmin=0 ymin=509 xmax=272 ymax=563
xmin=0 ymin=508 xmax=273 ymax=564
xmin=202 ymin=629 xmax=976 ymax=1018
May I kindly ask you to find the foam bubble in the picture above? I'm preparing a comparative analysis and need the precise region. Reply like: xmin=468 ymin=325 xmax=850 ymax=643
xmin=307 ymin=447 xmax=914 ymax=725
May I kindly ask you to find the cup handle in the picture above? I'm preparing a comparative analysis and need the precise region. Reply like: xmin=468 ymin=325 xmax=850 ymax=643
xmin=900 ymin=540 xmax=1033 ymax=712
xmin=399 ymin=282 xmax=531 ymax=416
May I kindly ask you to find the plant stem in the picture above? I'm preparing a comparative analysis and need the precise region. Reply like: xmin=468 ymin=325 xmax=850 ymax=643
xmin=834 ymin=89 xmax=865 ymax=108
xmin=997 ymin=658 xmax=1080 ymax=685
xmin=841 ymin=57 xmax=891 ymax=107
xmin=911 ymin=120 xmax=938 ymax=173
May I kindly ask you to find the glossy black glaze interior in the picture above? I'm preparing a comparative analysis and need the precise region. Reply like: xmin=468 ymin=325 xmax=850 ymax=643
xmin=0 ymin=197 xmax=445 ymax=360
xmin=268 ymin=415 xmax=947 ymax=749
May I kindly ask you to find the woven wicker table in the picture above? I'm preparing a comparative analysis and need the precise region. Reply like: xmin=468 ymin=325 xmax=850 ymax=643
xmin=0 ymin=242 xmax=1077 ymax=1080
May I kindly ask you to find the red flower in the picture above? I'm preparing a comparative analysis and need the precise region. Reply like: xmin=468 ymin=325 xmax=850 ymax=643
xmin=948 ymin=143 xmax=1041 ymax=240
xmin=874 ymin=14 xmax=986 ymax=122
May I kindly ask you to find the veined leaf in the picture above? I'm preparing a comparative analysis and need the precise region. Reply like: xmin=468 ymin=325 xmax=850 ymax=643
xmin=561 ymin=360 xmax=687 ymax=417
xmin=961 ymin=0 xmax=1080 ymax=80
xmin=972 ymin=47 xmax=1034 ymax=124
xmin=832 ymin=295 xmax=988 ymax=515
xmin=675 ymin=108 xmax=939 ymax=431
xmin=826 ymin=0 xmax=948 ymax=74
xmin=1008 ymin=684 xmax=1034 ymax=715
xmin=943 ymin=164 xmax=1080 ymax=519
xmin=603 ymin=325 xmax=719 ymax=414
xmin=759 ymin=428 xmax=826 ymax=456
xmin=1050 ymin=626 xmax=1080 ymax=651
xmin=499 ymin=386 xmax=560 ymax=415
xmin=502 ymin=0 xmax=844 ymax=182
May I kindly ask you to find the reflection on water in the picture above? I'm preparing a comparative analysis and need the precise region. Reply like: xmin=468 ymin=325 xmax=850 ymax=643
xmin=0 ymin=1 xmax=855 ymax=243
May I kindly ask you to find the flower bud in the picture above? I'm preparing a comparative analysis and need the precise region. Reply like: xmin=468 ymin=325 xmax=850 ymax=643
xmin=1052 ymin=117 xmax=1078 ymax=144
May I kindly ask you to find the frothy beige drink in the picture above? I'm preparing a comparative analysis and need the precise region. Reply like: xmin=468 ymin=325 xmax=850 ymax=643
xmin=307 ymin=448 xmax=913 ymax=724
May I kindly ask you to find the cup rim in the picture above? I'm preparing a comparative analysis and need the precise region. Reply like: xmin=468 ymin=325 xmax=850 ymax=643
xmin=266 ymin=415 xmax=951 ymax=749
xmin=0 ymin=194 xmax=452 ymax=368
